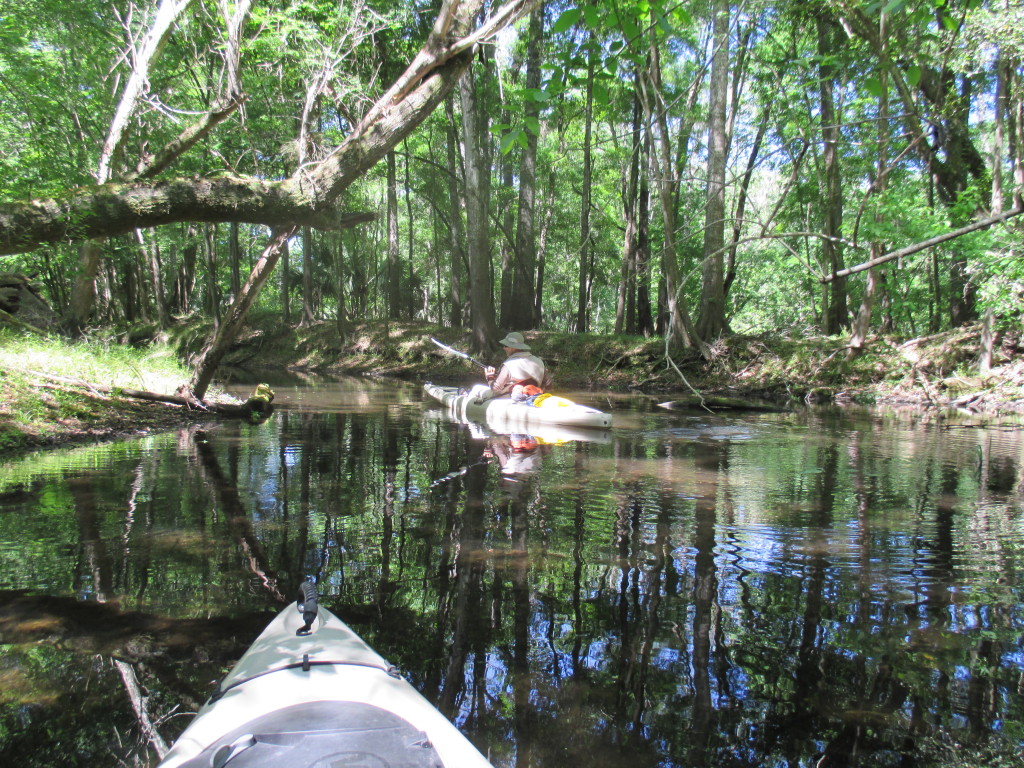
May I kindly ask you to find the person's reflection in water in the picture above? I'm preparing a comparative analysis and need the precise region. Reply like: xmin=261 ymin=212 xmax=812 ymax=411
xmin=484 ymin=433 xmax=546 ymax=484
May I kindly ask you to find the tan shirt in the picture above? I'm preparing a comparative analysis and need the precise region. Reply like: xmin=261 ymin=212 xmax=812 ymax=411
xmin=490 ymin=351 xmax=552 ymax=395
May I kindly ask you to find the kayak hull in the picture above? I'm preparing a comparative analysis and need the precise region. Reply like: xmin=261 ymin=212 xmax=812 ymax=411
xmin=423 ymin=382 xmax=612 ymax=431
xmin=158 ymin=601 xmax=493 ymax=768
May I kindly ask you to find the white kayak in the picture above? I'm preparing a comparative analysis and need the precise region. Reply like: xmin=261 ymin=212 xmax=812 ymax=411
xmin=158 ymin=584 xmax=494 ymax=768
xmin=423 ymin=382 xmax=612 ymax=431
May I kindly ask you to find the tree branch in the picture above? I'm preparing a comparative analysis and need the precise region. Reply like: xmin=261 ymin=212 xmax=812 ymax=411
xmin=822 ymin=207 xmax=1024 ymax=282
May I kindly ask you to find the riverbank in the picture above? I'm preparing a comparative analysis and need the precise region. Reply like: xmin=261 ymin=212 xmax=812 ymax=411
xmin=3 ymin=317 xmax=1023 ymax=456
xmin=204 ymin=316 xmax=1024 ymax=417
xmin=0 ymin=331 xmax=225 ymax=454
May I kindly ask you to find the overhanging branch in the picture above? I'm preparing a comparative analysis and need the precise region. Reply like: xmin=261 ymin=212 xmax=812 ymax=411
xmin=822 ymin=206 xmax=1024 ymax=282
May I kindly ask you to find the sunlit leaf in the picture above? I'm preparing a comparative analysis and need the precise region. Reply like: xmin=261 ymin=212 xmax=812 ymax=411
xmin=906 ymin=65 xmax=921 ymax=87
xmin=552 ymin=8 xmax=581 ymax=34
xmin=864 ymin=76 xmax=884 ymax=97
xmin=582 ymin=6 xmax=600 ymax=27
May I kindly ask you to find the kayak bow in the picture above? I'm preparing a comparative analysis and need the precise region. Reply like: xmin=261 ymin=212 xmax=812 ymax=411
xmin=158 ymin=582 xmax=494 ymax=768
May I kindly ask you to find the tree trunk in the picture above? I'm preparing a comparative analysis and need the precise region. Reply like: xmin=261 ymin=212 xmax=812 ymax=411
xmin=509 ymin=4 xmax=543 ymax=330
xmin=189 ymin=228 xmax=296 ymax=399
xmin=404 ymin=142 xmax=416 ymax=319
xmin=637 ymin=126 xmax=654 ymax=337
xmin=277 ymin=231 xmax=289 ymax=323
xmin=848 ymin=11 xmax=889 ymax=357
xmin=335 ymin=235 xmax=348 ymax=338
xmin=644 ymin=37 xmax=704 ymax=353
xmin=575 ymin=41 xmax=595 ymax=334
xmin=229 ymin=222 xmax=242 ymax=301
xmin=696 ymin=0 xmax=730 ymax=340
xmin=459 ymin=58 xmax=498 ymax=353
xmin=535 ymin=122 xmax=564 ymax=328
xmin=617 ymin=79 xmax=642 ymax=335
xmin=67 ymin=0 xmax=199 ymax=332
xmin=444 ymin=95 xmax=466 ymax=327
xmin=992 ymin=52 xmax=1007 ymax=214
xmin=140 ymin=230 xmax=169 ymax=328
xmin=68 ymin=240 xmax=103 ymax=333
xmin=818 ymin=13 xmax=848 ymax=334
xmin=386 ymin=151 xmax=401 ymax=319
xmin=498 ymin=120 xmax=515 ymax=327
xmin=204 ymin=224 xmax=220 ymax=328
xmin=301 ymin=226 xmax=316 ymax=326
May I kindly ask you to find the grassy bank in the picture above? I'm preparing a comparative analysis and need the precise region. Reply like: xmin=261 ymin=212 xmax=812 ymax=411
xmin=4 ymin=317 xmax=1023 ymax=456
xmin=0 ymin=329 xmax=218 ymax=454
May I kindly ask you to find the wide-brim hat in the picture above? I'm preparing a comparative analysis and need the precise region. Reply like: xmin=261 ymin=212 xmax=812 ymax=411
xmin=498 ymin=331 xmax=531 ymax=351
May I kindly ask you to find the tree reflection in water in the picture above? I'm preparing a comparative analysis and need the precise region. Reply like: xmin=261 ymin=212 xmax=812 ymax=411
xmin=0 ymin=391 xmax=1022 ymax=767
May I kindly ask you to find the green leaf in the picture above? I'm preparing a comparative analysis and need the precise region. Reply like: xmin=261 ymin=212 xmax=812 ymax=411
xmin=552 ymin=8 xmax=581 ymax=35
xmin=593 ymin=82 xmax=609 ymax=106
xmin=582 ymin=6 xmax=601 ymax=27
xmin=882 ymin=0 xmax=906 ymax=13
xmin=499 ymin=128 xmax=521 ymax=155
xmin=864 ymin=76 xmax=883 ymax=98
xmin=620 ymin=15 xmax=640 ymax=41
xmin=524 ymin=116 xmax=541 ymax=135
xmin=490 ymin=123 xmax=511 ymax=134
xmin=906 ymin=65 xmax=921 ymax=87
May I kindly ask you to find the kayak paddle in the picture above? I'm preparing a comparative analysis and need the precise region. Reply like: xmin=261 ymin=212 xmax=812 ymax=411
xmin=430 ymin=337 xmax=488 ymax=370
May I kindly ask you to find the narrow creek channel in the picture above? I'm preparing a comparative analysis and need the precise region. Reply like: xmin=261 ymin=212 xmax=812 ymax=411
xmin=1 ymin=376 xmax=1022 ymax=767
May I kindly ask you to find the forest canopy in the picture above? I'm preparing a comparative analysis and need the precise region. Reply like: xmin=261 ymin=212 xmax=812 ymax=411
xmin=0 ymin=0 xmax=1022 ymax=396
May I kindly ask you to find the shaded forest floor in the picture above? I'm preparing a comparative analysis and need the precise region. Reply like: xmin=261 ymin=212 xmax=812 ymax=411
xmin=4 ymin=315 xmax=1024 ymax=456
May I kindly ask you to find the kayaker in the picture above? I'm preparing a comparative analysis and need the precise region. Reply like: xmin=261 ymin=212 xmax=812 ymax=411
xmin=479 ymin=331 xmax=552 ymax=402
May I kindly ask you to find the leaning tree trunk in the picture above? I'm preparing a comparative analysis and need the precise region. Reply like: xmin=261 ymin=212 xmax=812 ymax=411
xmin=188 ymin=228 xmax=296 ymax=400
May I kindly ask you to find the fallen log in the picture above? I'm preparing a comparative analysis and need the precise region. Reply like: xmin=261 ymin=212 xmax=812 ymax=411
xmin=30 ymin=371 xmax=274 ymax=418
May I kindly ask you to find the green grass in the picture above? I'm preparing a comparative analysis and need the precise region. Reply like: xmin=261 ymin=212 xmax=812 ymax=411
xmin=0 ymin=329 xmax=198 ymax=453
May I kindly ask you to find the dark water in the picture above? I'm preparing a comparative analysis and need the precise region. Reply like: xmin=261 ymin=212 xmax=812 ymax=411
xmin=1 ymin=378 xmax=1022 ymax=767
